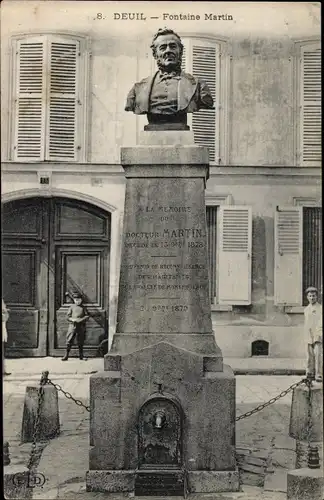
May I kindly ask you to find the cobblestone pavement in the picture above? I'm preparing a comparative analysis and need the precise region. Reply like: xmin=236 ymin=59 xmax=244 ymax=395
xmin=3 ymin=372 xmax=307 ymax=499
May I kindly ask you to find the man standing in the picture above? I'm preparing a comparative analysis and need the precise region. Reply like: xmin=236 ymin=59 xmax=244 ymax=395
xmin=304 ymin=286 xmax=322 ymax=382
xmin=125 ymin=28 xmax=214 ymax=128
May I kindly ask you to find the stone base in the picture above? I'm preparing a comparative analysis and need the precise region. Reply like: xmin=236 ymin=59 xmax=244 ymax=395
xmin=4 ymin=465 xmax=33 ymax=499
xmin=21 ymin=385 xmax=60 ymax=443
xmin=188 ymin=470 xmax=240 ymax=493
xmin=289 ymin=383 xmax=323 ymax=441
xmin=90 ymin=342 xmax=235 ymax=472
xmin=106 ymin=333 xmax=223 ymax=371
xmin=86 ymin=470 xmax=135 ymax=493
xmin=139 ymin=130 xmax=194 ymax=145
xmin=287 ymin=468 xmax=324 ymax=500
xmin=86 ymin=469 xmax=240 ymax=494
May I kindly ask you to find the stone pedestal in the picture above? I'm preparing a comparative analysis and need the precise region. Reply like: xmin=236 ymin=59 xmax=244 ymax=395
xmin=87 ymin=131 xmax=238 ymax=494
xmin=289 ymin=383 xmax=323 ymax=443
xmin=21 ymin=385 xmax=60 ymax=443
xmin=4 ymin=465 xmax=33 ymax=499
xmin=287 ymin=468 xmax=324 ymax=500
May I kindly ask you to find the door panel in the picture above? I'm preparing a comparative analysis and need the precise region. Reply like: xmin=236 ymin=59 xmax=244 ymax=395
xmin=52 ymin=246 xmax=108 ymax=355
xmin=3 ymin=248 xmax=39 ymax=348
xmin=54 ymin=200 xmax=109 ymax=240
xmin=2 ymin=198 xmax=49 ymax=356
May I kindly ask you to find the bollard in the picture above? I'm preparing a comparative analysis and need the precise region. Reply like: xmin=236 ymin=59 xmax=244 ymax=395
xmin=21 ymin=371 xmax=60 ymax=443
xmin=287 ymin=468 xmax=324 ymax=500
xmin=289 ymin=383 xmax=323 ymax=442
xmin=287 ymin=381 xmax=324 ymax=499
xmin=308 ymin=446 xmax=320 ymax=469
xmin=3 ymin=442 xmax=33 ymax=499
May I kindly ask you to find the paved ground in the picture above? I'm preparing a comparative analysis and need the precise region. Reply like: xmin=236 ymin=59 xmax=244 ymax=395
xmin=4 ymin=356 xmax=306 ymax=376
xmin=2 ymin=357 xmax=316 ymax=499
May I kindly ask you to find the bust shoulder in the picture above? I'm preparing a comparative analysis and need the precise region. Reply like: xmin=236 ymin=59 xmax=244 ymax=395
xmin=181 ymin=71 xmax=198 ymax=83
xmin=136 ymin=75 xmax=155 ymax=86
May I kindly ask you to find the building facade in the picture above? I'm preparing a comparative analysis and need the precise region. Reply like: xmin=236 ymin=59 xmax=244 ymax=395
xmin=1 ymin=2 xmax=321 ymax=358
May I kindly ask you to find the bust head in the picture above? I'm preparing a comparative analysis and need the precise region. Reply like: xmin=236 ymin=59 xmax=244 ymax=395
xmin=150 ymin=28 xmax=183 ymax=73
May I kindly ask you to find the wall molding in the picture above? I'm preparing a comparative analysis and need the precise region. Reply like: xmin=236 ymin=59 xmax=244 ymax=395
xmin=205 ymin=194 xmax=233 ymax=205
xmin=1 ymin=187 xmax=118 ymax=213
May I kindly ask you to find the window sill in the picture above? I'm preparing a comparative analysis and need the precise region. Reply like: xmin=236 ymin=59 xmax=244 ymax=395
xmin=211 ymin=304 xmax=233 ymax=312
xmin=284 ymin=306 xmax=304 ymax=314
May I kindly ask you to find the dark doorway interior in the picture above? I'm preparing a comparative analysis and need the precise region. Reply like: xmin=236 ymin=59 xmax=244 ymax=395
xmin=251 ymin=340 xmax=269 ymax=357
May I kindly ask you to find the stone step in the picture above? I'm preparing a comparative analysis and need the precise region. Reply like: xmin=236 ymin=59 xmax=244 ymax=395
xmin=135 ymin=470 xmax=184 ymax=496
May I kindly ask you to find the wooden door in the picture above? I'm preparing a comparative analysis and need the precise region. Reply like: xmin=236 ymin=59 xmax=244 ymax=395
xmin=2 ymin=198 xmax=49 ymax=356
xmin=2 ymin=197 xmax=110 ymax=357
xmin=49 ymin=199 xmax=110 ymax=357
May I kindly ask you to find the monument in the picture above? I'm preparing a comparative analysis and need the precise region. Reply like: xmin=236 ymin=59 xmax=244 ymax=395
xmin=86 ymin=28 xmax=239 ymax=495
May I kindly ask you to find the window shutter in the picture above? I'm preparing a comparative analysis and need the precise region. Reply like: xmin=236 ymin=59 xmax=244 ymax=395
xmin=218 ymin=206 xmax=252 ymax=305
xmin=46 ymin=37 xmax=79 ymax=161
xmin=274 ymin=207 xmax=303 ymax=305
xmin=303 ymin=207 xmax=322 ymax=305
xmin=300 ymin=43 xmax=321 ymax=166
xmin=192 ymin=42 xmax=218 ymax=163
xmin=181 ymin=44 xmax=186 ymax=71
xmin=13 ymin=37 xmax=46 ymax=160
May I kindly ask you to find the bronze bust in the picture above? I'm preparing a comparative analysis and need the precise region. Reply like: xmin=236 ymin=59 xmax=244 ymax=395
xmin=125 ymin=28 xmax=214 ymax=130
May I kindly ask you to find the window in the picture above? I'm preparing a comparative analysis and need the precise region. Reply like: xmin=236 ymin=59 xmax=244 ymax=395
xmin=10 ymin=33 xmax=90 ymax=162
xmin=274 ymin=206 xmax=322 ymax=305
xmin=296 ymin=41 xmax=321 ymax=166
xmin=206 ymin=205 xmax=252 ymax=305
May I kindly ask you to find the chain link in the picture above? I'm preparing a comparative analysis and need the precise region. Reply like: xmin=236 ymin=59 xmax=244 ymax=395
xmin=235 ymin=378 xmax=308 ymax=421
xmin=47 ymin=378 xmax=90 ymax=412
xmin=34 ymin=374 xmax=308 ymax=421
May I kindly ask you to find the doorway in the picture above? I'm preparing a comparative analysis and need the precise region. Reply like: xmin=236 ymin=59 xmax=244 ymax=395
xmin=2 ymin=197 xmax=110 ymax=357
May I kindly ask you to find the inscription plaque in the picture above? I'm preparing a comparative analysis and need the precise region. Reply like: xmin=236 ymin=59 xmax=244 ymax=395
xmin=117 ymin=177 xmax=212 ymax=334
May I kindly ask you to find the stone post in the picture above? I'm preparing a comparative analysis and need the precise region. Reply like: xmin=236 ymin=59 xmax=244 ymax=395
xmin=287 ymin=381 xmax=323 ymax=499
xmin=3 ymin=441 xmax=33 ymax=499
xmin=21 ymin=385 xmax=60 ymax=443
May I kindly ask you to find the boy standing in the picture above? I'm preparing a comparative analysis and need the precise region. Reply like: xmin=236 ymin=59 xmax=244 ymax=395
xmin=62 ymin=291 xmax=89 ymax=361
xmin=304 ymin=286 xmax=322 ymax=382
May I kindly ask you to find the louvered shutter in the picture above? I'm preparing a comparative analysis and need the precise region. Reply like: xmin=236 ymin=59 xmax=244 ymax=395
xmin=13 ymin=37 xmax=46 ymax=160
xmin=218 ymin=206 xmax=252 ymax=305
xmin=274 ymin=207 xmax=303 ymax=305
xmin=300 ymin=44 xmax=321 ymax=166
xmin=46 ymin=37 xmax=79 ymax=161
xmin=192 ymin=42 xmax=217 ymax=163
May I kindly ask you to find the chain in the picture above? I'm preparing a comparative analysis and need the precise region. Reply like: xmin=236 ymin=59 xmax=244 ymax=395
xmin=40 ymin=375 xmax=308 ymax=421
xmin=235 ymin=378 xmax=308 ymax=422
xmin=47 ymin=378 xmax=90 ymax=412
xmin=27 ymin=371 xmax=48 ymax=470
